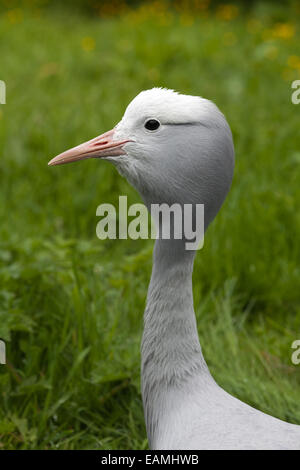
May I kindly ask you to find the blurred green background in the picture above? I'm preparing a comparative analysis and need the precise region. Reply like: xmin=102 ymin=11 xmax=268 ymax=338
xmin=0 ymin=0 xmax=300 ymax=450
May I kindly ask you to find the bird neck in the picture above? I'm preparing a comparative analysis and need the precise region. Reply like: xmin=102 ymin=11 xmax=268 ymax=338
xmin=141 ymin=239 xmax=211 ymax=445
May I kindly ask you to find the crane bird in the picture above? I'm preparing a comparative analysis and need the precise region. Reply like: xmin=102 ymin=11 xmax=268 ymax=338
xmin=49 ymin=88 xmax=300 ymax=450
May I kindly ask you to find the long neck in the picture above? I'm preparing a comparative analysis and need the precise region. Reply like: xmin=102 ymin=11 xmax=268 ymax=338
xmin=141 ymin=239 xmax=211 ymax=446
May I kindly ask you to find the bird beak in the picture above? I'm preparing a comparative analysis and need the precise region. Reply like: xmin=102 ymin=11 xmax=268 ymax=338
xmin=48 ymin=129 xmax=130 ymax=166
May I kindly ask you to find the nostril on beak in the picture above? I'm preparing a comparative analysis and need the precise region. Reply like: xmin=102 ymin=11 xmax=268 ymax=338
xmin=93 ymin=140 xmax=108 ymax=147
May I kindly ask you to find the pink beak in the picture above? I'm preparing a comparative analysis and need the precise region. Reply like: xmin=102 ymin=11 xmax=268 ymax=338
xmin=48 ymin=129 xmax=130 ymax=166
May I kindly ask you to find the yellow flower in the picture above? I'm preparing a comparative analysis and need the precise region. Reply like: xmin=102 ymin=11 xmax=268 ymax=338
xmin=216 ymin=4 xmax=238 ymax=21
xmin=97 ymin=0 xmax=127 ymax=17
xmin=194 ymin=0 xmax=210 ymax=11
xmin=6 ymin=8 xmax=23 ymax=24
xmin=158 ymin=11 xmax=173 ymax=27
xmin=81 ymin=37 xmax=96 ymax=52
xmin=272 ymin=23 xmax=295 ymax=40
xmin=180 ymin=14 xmax=194 ymax=26
xmin=287 ymin=55 xmax=300 ymax=70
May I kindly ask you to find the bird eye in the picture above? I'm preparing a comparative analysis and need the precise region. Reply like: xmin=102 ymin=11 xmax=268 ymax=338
xmin=144 ymin=119 xmax=160 ymax=131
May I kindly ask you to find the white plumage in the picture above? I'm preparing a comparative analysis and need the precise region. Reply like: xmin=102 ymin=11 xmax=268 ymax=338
xmin=49 ymin=88 xmax=300 ymax=449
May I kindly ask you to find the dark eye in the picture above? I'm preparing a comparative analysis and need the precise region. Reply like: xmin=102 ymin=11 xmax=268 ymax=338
xmin=145 ymin=119 xmax=160 ymax=131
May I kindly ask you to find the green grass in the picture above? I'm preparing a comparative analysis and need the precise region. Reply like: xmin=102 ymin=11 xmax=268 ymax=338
xmin=0 ymin=2 xmax=300 ymax=449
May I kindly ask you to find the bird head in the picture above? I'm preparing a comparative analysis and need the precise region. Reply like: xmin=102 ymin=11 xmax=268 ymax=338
xmin=49 ymin=88 xmax=234 ymax=230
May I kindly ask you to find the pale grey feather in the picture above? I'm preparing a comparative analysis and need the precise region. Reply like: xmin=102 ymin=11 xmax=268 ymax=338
xmin=112 ymin=88 xmax=300 ymax=450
